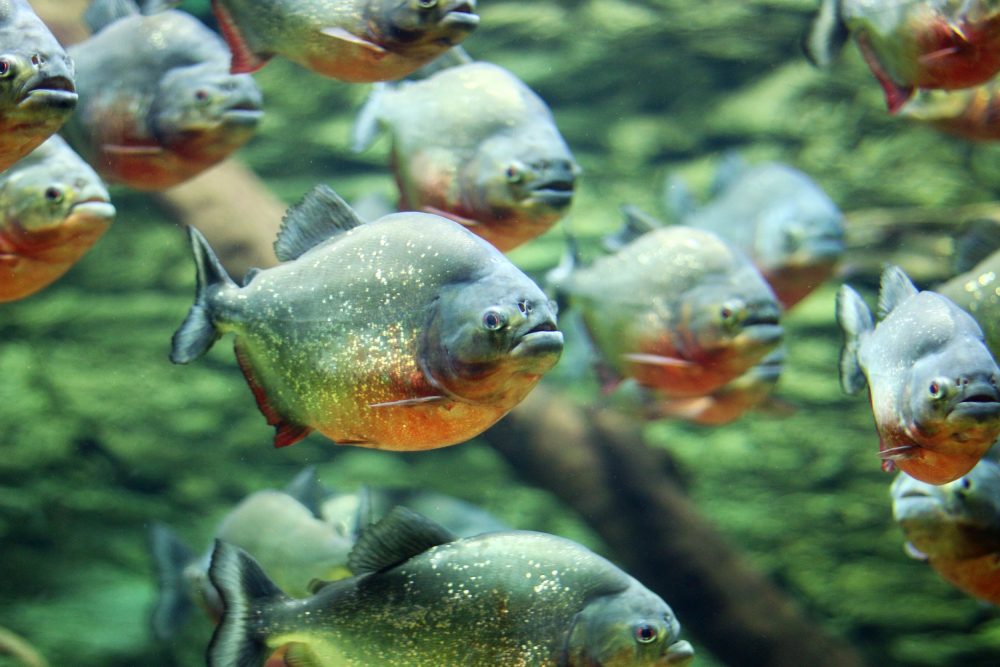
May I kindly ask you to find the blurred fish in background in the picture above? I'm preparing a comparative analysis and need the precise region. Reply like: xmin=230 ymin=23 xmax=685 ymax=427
xmin=898 ymin=80 xmax=1000 ymax=140
xmin=0 ymin=134 xmax=114 ymax=302
xmin=806 ymin=0 xmax=1000 ymax=112
xmin=0 ymin=0 xmax=77 ymax=172
xmin=665 ymin=157 xmax=845 ymax=310
xmin=891 ymin=450 xmax=1000 ymax=604
xmin=353 ymin=49 xmax=579 ymax=252
xmin=551 ymin=207 xmax=783 ymax=400
xmin=837 ymin=265 xmax=1000 ymax=484
xmin=62 ymin=0 xmax=263 ymax=190
xmin=208 ymin=0 xmax=479 ymax=81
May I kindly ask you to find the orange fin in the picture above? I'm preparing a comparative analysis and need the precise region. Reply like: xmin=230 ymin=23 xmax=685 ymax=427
xmin=212 ymin=0 xmax=269 ymax=73
xmin=101 ymin=144 xmax=164 ymax=156
xmin=422 ymin=206 xmax=481 ymax=227
xmin=321 ymin=27 xmax=388 ymax=59
xmin=233 ymin=342 xmax=311 ymax=447
xmin=856 ymin=33 xmax=914 ymax=113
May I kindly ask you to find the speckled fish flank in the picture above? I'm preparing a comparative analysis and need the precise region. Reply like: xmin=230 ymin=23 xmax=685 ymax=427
xmin=0 ymin=135 xmax=115 ymax=302
xmin=0 ymin=0 xmax=77 ymax=172
xmin=207 ymin=508 xmax=693 ymax=667
xmin=170 ymin=186 xmax=562 ymax=450
xmin=838 ymin=265 xmax=1000 ymax=484
xmin=210 ymin=0 xmax=479 ymax=81
xmin=354 ymin=61 xmax=579 ymax=252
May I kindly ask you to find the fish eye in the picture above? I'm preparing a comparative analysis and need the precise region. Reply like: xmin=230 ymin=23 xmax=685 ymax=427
xmin=0 ymin=59 xmax=13 ymax=78
xmin=194 ymin=89 xmax=210 ymax=104
xmin=505 ymin=164 xmax=524 ymax=184
xmin=482 ymin=309 xmax=507 ymax=331
xmin=417 ymin=0 xmax=438 ymax=8
xmin=929 ymin=381 xmax=943 ymax=398
xmin=959 ymin=477 xmax=972 ymax=491
xmin=44 ymin=186 xmax=64 ymax=204
xmin=634 ymin=623 xmax=658 ymax=644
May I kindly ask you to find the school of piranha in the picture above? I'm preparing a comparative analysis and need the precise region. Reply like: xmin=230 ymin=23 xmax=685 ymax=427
xmin=9 ymin=0 xmax=1000 ymax=665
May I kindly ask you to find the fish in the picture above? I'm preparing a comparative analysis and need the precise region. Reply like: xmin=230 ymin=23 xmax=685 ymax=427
xmin=353 ymin=56 xmax=579 ymax=252
xmin=208 ymin=0 xmax=479 ymax=81
xmin=938 ymin=230 xmax=1000 ymax=358
xmin=0 ymin=0 xmax=77 ymax=173
xmin=552 ymin=210 xmax=783 ymax=399
xmin=665 ymin=159 xmax=845 ymax=310
xmin=170 ymin=185 xmax=563 ymax=449
xmin=0 ymin=135 xmax=115 ymax=302
xmin=62 ymin=0 xmax=263 ymax=190
xmin=897 ymin=79 xmax=1000 ymax=140
xmin=149 ymin=469 xmax=357 ymax=640
xmin=891 ymin=453 xmax=1000 ymax=603
xmin=206 ymin=506 xmax=695 ymax=667
xmin=836 ymin=265 xmax=1000 ymax=484
xmin=649 ymin=347 xmax=789 ymax=425
xmin=805 ymin=0 xmax=1000 ymax=113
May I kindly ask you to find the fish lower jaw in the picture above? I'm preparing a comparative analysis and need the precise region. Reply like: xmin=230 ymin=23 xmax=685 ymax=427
xmin=17 ymin=89 xmax=78 ymax=111
xmin=510 ymin=330 xmax=564 ymax=359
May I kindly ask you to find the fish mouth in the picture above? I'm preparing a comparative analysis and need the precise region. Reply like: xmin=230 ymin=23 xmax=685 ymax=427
xmin=18 ymin=75 xmax=77 ymax=110
xmin=948 ymin=385 xmax=1000 ymax=422
xmin=664 ymin=640 xmax=695 ymax=666
xmin=738 ymin=319 xmax=784 ymax=348
xmin=221 ymin=103 xmax=264 ymax=126
xmin=70 ymin=199 xmax=117 ymax=222
xmin=441 ymin=2 xmax=480 ymax=31
xmin=511 ymin=320 xmax=564 ymax=358
xmin=527 ymin=180 xmax=575 ymax=208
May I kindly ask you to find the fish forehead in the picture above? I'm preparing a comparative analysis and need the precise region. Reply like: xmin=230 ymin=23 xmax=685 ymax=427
xmin=863 ymin=291 xmax=978 ymax=364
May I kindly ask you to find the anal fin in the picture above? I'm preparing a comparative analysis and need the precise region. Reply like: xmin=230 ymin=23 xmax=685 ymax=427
xmin=233 ymin=342 xmax=311 ymax=448
xmin=212 ymin=0 xmax=269 ymax=73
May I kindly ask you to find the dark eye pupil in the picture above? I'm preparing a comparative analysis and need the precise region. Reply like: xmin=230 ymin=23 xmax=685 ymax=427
xmin=45 ymin=187 xmax=61 ymax=201
xmin=721 ymin=307 xmax=732 ymax=319
xmin=636 ymin=624 xmax=656 ymax=642
xmin=0 ymin=61 xmax=9 ymax=75
xmin=930 ymin=382 xmax=939 ymax=395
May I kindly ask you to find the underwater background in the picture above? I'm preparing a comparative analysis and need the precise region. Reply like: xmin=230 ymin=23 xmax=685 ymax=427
xmin=5 ymin=0 xmax=1000 ymax=665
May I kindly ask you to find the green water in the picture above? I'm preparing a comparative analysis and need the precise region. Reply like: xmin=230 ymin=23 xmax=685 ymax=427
xmin=4 ymin=0 xmax=1000 ymax=665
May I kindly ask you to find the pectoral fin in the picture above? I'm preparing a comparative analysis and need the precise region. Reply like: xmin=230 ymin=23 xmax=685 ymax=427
xmin=369 ymin=395 xmax=446 ymax=408
xmin=622 ymin=352 xmax=696 ymax=368
xmin=101 ymin=144 xmax=165 ymax=156
xmin=321 ymin=27 xmax=388 ymax=59
xmin=422 ymin=206 xmax=481 ymax=227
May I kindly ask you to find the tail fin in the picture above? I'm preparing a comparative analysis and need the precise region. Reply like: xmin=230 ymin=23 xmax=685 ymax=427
xmin=170 ymin=227 xmax=236 ymax=364
xmin=802 ymin=0 xmax=847 ymax=67
xmin=544 ymin=232 xmax=580 ymax=315
xmin=148 ymin=523 xmax=196 ymax=642
xmin=207 ymin=540 xmax=287 ymax=667
xmin=351 ymin=84 xmax=388 ymax=153
xmin=835 ymin=284 xmax=873 ymax=394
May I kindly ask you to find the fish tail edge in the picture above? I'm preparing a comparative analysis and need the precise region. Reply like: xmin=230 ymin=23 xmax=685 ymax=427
xmin=835 ymin=284 xmax=872 ymax=395
xmin=207 ymin=540 xmax=285 ymax=667
xmin=170 ymin=226 xmax=235 ymax=364
xmin=148 ymin=523 xmax=196 ymax=642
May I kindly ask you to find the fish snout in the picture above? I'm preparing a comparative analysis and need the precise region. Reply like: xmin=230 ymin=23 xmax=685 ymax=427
xmin=526 ymin=159 xmax=577 ymax=208
xmin=510 ymin=303 xmax=563 ymax=361
xmin=441 ymin=0 xmax=480 ymax=31
xmin=663 ymin=639 xmax=695 ymax=666
xmin=945 ymin=375 xmax=1000 ymax=422
xmin=16 ymin=52 xmax=76 ymax=110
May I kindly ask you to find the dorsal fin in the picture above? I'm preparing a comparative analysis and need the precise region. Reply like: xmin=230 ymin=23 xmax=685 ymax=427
xmin=709 ymin=152 xmax=747 ymax=196
xmin=662 ymin=174 xmax=697 ymax=223
xmin=282 ymin=466 xmax=326 ymax=518
xmin=602 ymin=204 xmax=662 ymax=252
xmin=274 ymin=186 xmax=365 ymax=262
xmin=83 ymin=0 xmax=139 ymax=33
xmin=138 ymin=0 xmax=181 ymax=15
xmin=347 ymin=507 xmax=456 ymax=575
xmin=878 ymin=265 xmax=919 ymax=319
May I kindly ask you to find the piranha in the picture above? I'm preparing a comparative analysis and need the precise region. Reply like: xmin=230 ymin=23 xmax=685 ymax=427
xmin=0 ymin=0 xmax=77 ymax=173
xmin=353 ymin=54 xmax=579 ymax=252
xmin=552 ymin=209 xmax=783 ymax=399
xmin=891 ymin=453 xmax=1000 ymax=603
xmin=806 ymin=0 xmax=1000 ymax=113
xmin=650 ymin=347 xmax=788 ymax=426
xmin=170 ymin=185 xmax=563 ymax=449
xmin=62 ymin=0 xmax=263 ymax=190
xmin=0 ymin=135 xmax=115 ymax=302
xmin=938 ymin=232 xmax=1000 ymax=357
xmin=149 ymin=468 xmax=357 ymax=640
xmin=837 ymin=265 xmax=1000 ymax=484
xmin=207 ymin=0 xmax=479 ymax=81
xmin=207 ymin=507 xmax=695 ymax=667
xmin=897 ymin=80 xmax=1000 ymax=140
xmin=666 ymin=159 xmax=845 ymax=310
